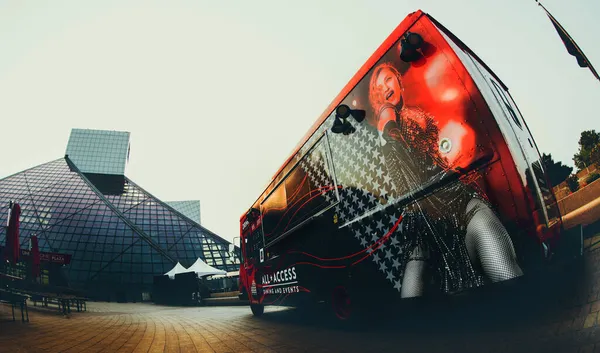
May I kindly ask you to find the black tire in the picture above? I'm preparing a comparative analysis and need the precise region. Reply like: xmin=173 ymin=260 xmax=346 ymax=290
xmin=331 ymin=285 xmax=354 ymax=321
xmin=328 ymin=284 xmax=374 ymax=330
xmin=536 ymin=225 xmax=585 ymax=292
xmin=250 ymin=303 xmax=264 ymax=317
xmin=555 ymin=225 xmax=584 ymax=264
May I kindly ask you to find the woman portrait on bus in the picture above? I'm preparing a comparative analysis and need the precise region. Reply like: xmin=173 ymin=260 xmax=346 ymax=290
xmin=367 ymin=62 xmax=523 ymax=298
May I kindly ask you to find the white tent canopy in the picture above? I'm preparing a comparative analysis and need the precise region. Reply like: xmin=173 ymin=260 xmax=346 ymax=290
xmin=184 ymin=258 xmax=226 ymax=277
xmin=210 ymin=271 xmax=239 ymax=280
xmin=164 ymin=262 xmax=188 ymax=279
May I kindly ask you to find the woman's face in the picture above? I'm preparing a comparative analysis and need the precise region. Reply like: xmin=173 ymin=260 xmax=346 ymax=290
xmin=375 ymin=67 xmax=402 ymax=106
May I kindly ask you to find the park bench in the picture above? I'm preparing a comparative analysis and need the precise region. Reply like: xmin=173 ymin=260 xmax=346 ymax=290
xmin=0 ymin=288 xmax=29 ymax=322
xmin=29 ymin=291 xmax=87 ymax=314
xmin=14 ymin=283 xmax=88 ymax=315
xmin=0 ymin=273 xmax=88 ymax=316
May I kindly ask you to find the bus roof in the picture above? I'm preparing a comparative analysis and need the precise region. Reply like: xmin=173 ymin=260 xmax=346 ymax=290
xmin=241 ymin=10 xmax=509 ymax=220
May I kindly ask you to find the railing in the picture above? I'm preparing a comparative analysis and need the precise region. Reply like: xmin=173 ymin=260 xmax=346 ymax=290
xmin=557 ymin=178 xmax=600 ymax=216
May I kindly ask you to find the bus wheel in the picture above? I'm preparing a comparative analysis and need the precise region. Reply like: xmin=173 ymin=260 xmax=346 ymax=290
xmin=250 ymin=304 xmax=264 ymax=317
xmin=332 ymin=286 xmax=352 ymax=320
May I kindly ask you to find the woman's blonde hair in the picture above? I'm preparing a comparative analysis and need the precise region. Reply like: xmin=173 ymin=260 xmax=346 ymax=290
xmin=368 ymin=62 xmax=404 ymax=112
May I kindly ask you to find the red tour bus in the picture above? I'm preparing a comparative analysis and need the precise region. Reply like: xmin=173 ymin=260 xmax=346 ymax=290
xmin=238 ymin=10 xmax=582 ymax=320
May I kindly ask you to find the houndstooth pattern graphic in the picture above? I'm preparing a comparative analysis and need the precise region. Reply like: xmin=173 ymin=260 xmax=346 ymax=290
xmin=289 ymin=114 xmax=486 ymax=295
xmin=290 ymin=118 xmax=413 ymax=292
xmin=294 ymin=135 xmax=336 ymax=206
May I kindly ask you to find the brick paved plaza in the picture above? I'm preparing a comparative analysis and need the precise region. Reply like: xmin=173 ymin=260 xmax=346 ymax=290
xmin=2 ymin=238 xmax=600 ymax=353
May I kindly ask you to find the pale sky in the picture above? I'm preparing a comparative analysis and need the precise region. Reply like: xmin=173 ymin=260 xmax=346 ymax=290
xmin=0 ymin=0 xmax=598 ymax=243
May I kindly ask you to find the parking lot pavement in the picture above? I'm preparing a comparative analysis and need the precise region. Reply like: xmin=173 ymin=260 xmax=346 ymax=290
xmin=2 ymin=244 xmax=600 ymax=352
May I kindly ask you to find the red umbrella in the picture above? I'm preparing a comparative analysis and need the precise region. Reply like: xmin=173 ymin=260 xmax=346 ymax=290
xmin=3 ymin=202 xmax=12 ymax=262
xmin=30 ymin=235 xmax=40 ymax=278
xmin=4 ymin=202 xmax=21 ymax=265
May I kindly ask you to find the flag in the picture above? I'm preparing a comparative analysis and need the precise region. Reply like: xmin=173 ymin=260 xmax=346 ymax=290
xmin=4 ymin=202 xmax=21 ymax=264
xmin=537 ymin=1 xmax=600 ymax=81
xmin=30 ymin=235 xmax=41 ymax=278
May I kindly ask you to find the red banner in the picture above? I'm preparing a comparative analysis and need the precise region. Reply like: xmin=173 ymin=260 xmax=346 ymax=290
xmin=1 ymin=246 xmax=72 ymax=265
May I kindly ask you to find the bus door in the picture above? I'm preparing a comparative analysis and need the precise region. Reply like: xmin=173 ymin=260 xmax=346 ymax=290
xmin=240 ymin=211 xmax=265 ymax=300
xmin=243 ymin=215 xmax=265 ymax=266
xmin=504 ymin=90 xmax=562 ymax=228
xmin=486 ymin=75 xmax=552 ymax=228
xmin=456 ymin=49 xmax=550 ymax=229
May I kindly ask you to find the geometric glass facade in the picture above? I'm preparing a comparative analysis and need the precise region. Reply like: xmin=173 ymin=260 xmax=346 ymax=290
xmin=166 ymin=200 xmax=201 ymax=225
xmin=0 ymin=157 xmax=240 ymax=301
xmin=65 ymin=129 xmax=130 ymax=175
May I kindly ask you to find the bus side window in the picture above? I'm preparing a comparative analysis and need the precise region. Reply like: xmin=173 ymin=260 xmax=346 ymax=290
xmin=490 ymin=79 xmax=523 ymax=130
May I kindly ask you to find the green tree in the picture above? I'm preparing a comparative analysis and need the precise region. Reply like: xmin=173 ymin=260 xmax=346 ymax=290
xmin=591 ymin=144 xmax=600 ymax=166
xmin=541 ymin=153 xmax=573 ymax=186
xmin=573 ymin=130 xmax=600 ymax=171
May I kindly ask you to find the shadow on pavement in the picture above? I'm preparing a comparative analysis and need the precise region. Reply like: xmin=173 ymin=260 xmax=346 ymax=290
xmin=254 ymin=261 xmax=587 ymax=337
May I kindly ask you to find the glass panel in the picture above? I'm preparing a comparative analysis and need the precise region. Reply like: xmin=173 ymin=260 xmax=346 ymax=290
xmin=0 ymin=157 xmax=241 ymax=299
xmin=261 ymin=134 xmax=338 ymax=244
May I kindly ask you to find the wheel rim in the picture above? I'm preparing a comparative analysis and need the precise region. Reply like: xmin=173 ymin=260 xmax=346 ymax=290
xmin=332 ymin=286 xmax=352 ymax=320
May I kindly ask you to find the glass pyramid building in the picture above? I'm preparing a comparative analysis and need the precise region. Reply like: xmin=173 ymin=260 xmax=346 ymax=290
xmin=0 ymin=129 xmax=240 ymax=302
xmin=166 ymin=200 xmax=202 ymax=225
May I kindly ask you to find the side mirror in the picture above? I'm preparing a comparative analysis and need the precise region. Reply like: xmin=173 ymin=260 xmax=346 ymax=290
xmin=228 ymin=244 xmax=235 ymax=254
xmin=246 ymin=208 xmax=260 ymax=222
xmin=330 ymin=104 xmax=366 ymax=135
xmin=400 ymin=32 xmax=425 ymax=63
xmin=331 ymin=116 xmax=355 ymax=134
xmin=335 ymin=104 xmax=366 ymax=123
